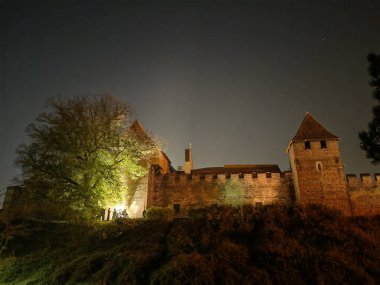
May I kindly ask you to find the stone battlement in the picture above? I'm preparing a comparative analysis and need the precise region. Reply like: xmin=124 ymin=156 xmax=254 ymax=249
xmin=346 ymin=173 xmax=380 ymax=189
xmin=345 ymin=174 xmax=380 ymax=216
xmin=155 ymin=172 xmax=292 ymax=183
xmin=149 ymin=171 xmax=295 ymax=213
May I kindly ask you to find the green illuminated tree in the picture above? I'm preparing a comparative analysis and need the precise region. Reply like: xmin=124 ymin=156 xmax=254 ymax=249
xmin=15 ymin=94 xmax=158 ymax=220
xmin=359 ymin=53 xmax=380 ymax=164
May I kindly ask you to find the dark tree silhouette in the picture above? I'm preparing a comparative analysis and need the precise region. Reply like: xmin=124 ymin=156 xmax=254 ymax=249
xmin=359 ymin=53 xmax=380 ymax=164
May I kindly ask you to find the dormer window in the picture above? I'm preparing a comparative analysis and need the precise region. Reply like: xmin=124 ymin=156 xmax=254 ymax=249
xmin=320 ymin=140 xmax=327 ymax=149
xmin=304 ymin=141 xmax=311 ymax=149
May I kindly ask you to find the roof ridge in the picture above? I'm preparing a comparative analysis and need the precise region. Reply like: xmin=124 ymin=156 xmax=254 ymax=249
xmin=291 ymin=113 xmax=339 ymax=141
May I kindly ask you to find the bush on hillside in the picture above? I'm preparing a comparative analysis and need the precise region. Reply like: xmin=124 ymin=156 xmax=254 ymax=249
xmin=0 ymin=204 xmax=379 ymax=284
xmin=144 ymin=206 xmax=175 ymax=221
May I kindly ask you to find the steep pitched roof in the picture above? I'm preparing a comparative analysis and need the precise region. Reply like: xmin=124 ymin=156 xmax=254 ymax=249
xmin=291 ymin=112 xmax=339 ymax=141
xmin=129 ymin=120 xmax=149 ymax=140
xmin=192 ymin=164 xmax=281 ymax=174
xmin=129 ymin=120 xmax=172 ymax=165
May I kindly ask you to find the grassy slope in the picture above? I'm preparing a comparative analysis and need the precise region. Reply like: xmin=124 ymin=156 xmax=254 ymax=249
xmin=0 ymin=204 xmax=379 ymax=285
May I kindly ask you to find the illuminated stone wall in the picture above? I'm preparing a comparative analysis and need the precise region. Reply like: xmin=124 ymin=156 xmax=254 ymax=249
xmin=346 ymin=174 xmax=380 ymax=216
xmin=150 ymin=172 xmax=294 ymax=214
xmin=125 ymin=175 xmax=149 ymax=218
xmin=127 ymin=170 xmax=380 ymax=218
xmin=288 ymin=140 xmax=352 ymax=216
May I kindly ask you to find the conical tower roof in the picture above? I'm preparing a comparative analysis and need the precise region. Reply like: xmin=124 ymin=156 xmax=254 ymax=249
xmin=291 ymin=112 xmax=339 ymax=141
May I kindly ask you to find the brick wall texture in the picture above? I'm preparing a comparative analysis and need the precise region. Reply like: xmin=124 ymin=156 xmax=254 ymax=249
xmin=149 ymin=173 xmax=294 ymax=214
xmin=142 ymin=171 xmax=380 ymax=217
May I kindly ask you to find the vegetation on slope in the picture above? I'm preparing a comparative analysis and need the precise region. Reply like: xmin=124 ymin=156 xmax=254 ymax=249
xmin=0 ymin=204 xmax=379 ymax=285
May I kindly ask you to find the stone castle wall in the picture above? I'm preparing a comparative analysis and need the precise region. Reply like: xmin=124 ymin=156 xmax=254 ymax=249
xmin=150 ymin=172 xmax=294 ymax=214
xmin=139 ymin=171 xmax=380 ymax=217
xmin=346 ymin=174 xmax=380 ymax=216
xmin=125 ymin=175 xmax=149 ymax=218
xmin=288 ymin=140 xmax=352 ymax=216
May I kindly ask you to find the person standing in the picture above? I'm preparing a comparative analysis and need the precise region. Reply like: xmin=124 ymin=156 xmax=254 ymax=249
xmin=100 ymin=208 xmax=105 ymax=221
xmin=107 ymin=208 xmax=111 ymax=221
xmin=112 ymin=208 xmax=117 ymax=220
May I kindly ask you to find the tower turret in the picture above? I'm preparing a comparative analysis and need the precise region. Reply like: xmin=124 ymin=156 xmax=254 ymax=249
xmin=287 ymin=113 xmax=352 ymax=215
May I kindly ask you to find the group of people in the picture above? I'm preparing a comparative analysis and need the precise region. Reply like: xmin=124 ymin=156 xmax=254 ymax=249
xmin=100 ymin=208 xmax=129 ymax=221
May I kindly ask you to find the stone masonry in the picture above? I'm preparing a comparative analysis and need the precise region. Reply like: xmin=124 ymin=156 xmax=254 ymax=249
xmin=4 ymin=114 xmax=379 ymax=218
xmin=125 ymin=113 xmax=380 ymax=218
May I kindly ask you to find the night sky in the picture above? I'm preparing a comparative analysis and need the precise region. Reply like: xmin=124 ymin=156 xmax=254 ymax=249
xmin=1 ymin=1 xmax=380 ymax=203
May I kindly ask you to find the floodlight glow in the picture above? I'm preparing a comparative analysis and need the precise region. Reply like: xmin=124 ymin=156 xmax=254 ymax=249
xmin=114 ymin=203 xmax=125 ymax=211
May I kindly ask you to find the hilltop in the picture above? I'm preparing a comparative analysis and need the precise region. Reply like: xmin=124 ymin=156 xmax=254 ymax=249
xmin=0 ymin=204 xmax=379 ymax=285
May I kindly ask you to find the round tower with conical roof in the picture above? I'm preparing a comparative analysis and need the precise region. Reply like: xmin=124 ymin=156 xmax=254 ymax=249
xmin=286 ymin=113 xmax=352 ymax=215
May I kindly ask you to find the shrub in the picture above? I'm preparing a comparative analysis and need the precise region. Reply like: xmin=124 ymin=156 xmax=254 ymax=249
xmin=144 ymin=206 xmax=174 ymax=221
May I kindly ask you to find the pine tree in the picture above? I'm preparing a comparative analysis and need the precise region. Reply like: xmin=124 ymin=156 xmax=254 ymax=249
xmin=359 ymin=53 xmax=380 ymax=164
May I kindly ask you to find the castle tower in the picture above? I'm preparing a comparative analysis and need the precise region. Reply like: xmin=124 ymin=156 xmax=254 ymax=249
xmin=286 ymin=113 xmax=352 ymax=215
xmin=184 ymin=144 xmax=193 ymax=174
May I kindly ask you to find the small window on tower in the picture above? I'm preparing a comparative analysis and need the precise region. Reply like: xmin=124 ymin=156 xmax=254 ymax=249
xmin=316 ymin=162 xmax=322 ymax=171
xmin=320 ymin=140 xmax=327 ymax=148
xmin=305 ymin=141 xmax=311 ymax=149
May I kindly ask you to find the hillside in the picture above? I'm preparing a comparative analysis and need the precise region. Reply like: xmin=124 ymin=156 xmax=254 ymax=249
xmin=0 ymin=204 xmax=379 ymax=285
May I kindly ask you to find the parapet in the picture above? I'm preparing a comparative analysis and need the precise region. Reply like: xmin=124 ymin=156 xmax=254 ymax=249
xmin=346 ymin=173 xmax=380 ymax=189
xmin=155 ymin=172 xmax=292 ymax=183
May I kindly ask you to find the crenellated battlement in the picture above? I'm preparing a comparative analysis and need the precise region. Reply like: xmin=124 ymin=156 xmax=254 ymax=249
xmin=155 ymin=172 xmax=292 ymax=183
xmin=345 ymin=173 xmax=380 ymax=216
xmin=149 ymin=171 xmax=294 ymax=212
xmin=346 ymin=173 xmax=380 ymax=189
xmin=131 ymin=112 xmax=380 ymax=218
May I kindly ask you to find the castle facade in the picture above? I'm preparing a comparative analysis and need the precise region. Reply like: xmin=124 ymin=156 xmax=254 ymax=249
xmin=126 ymin=113 xmax=380 ymax=218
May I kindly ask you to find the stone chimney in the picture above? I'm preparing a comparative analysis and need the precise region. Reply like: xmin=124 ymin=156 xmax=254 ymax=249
xmin=184 ymin=144 xmax=193 ymax=174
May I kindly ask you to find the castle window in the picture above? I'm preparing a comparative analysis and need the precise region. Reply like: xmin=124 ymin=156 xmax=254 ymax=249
xmin=173 ymin=204 xmax=180 ymax=214
xmin=316 ymin=162 xmax=322 ymax=171
xmin=304 ymin=141 xmax=311 ymax=149
xmin=320 ymin=140 xmax=327 ymax=149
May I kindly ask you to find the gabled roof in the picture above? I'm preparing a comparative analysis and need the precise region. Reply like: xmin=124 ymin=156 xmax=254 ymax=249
xmin=291 ymin=112 xmax=339 ymax=141
xmin=191 ymin=164 xmax=281 ymax=174
xmin=129 ymin=120 xmax=149 ymax=140
xmin=130 ymin=120 xmax=172 ymax=165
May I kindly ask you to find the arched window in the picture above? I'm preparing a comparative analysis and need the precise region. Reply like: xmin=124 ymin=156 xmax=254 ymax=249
xmin=316 ymin=161 xmax=322 ymax=171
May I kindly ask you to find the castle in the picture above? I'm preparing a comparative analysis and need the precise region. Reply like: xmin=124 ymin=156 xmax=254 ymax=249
xmin=3 ymin=113 xmax=380 ymax=218
xmin=125 ymin=113 xmax=380 ymax=218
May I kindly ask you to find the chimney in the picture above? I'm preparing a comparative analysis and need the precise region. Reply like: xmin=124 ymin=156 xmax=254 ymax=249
xmin=184 ymin=144 xmax=193 ymax=174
